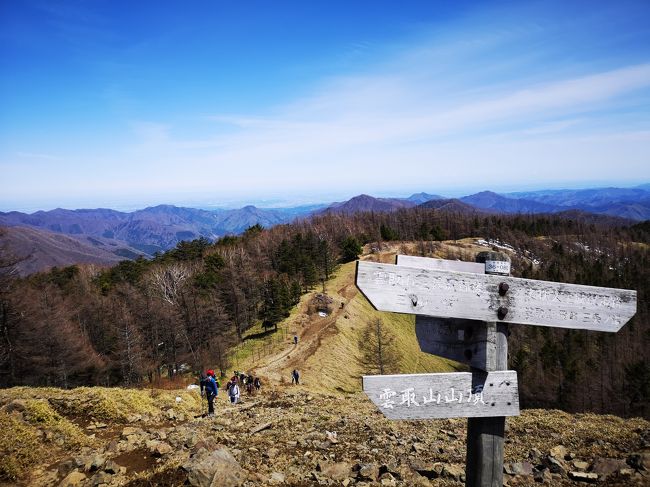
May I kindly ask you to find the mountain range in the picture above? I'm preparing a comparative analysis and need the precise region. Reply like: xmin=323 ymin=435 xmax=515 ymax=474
xmin=1 ymin=184 xmax=648 ymax=274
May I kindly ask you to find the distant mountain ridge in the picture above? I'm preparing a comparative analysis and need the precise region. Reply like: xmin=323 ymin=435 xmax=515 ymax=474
xmin=403 ymin=192 xmax=447 ymax=204
xmin=418 ymin=198 xmax=481 ymax=213
xmin=460 ymin=191 xmax=561 ymax=214
xmin=1 ymin=184 xmax=648 ymax=274
xmin=0 ymin=226 xmax=144 ymax=276
xmin=322 ymin=194 xmax=417 ymax=214
xmin=0 ymin=204 xmax=306 ymax=256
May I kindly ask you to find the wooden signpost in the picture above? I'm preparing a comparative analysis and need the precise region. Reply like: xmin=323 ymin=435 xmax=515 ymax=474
xmin=356 ymin=253 xmax=637 ymax=487
xmin=362 ymin=370 xmax=519 ymax=420
xmin=356 ymin=260 xmax=636 ymax=332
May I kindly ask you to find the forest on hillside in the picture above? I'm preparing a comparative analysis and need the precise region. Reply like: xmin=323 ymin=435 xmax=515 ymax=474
xmin=1 ymin=209 xmax=648 ymax=417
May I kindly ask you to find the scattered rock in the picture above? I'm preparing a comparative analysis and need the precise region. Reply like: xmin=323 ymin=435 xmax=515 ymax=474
xmin=57 ymin=459 xmax=76 ymax=477
xmin=153 ymin=442 xmax=173 ymax=457
xmin=572 ymin=460 xmax=590 ymax=470
xmin=627 ymin=451 xmax=650 ymax=471
xmin=120 ymin=426 xmax=143 ymax=441
xmin=87 ymin=455 xmax=105 ymax=472
xmin=185 ymin=433 xmax=199 ymax=448
xmin=264 ymin=447 xmax=280 ymax=459
xmin=357 ymin=463 xmax=379 ymax=481
xmin=533 ymin=467 xmax=553 ymax=483
xmin=91 ymin=470 xmax=112 ymax=486
xmin=568 ymin=471 xmax=599 ymax=483
xmin=182 ymin=445 xmax=247 ymax=487
xmin=546 ymin=456 xmax=567 ymax=475
xmin=410 ymin=459 xmax=443 ymax=479
xmin=504 ymin=461 xmax=533 ymax=476
xmin=591 ymin=457 xmax=627 ymax=477
xmin=3 ymin=399 xmax=28 ymax=413
xmin=320 ymin=461 xmax=352 ymax=480
xmin=442 ymin=464 xmax=465 ymax=482
xmin=411 ymin=442 xmax=425 ymax=453
xmin=250 ymin=422 xmax=272 ymax=434
xmin=529 ymin=448 xmax=543 ymax=465
xmin=59 ymin=471 xmax=86 ymax=487
xmin=326 ymin=430 xmax=338 ymax=444
xmin=619 ymin=467 xmax=635 ymax=477
xmin=269 ymin=471 xmax=285 ymax=484
xmin=103 ymin=460 xmax=120 ymax=474
xmin=441 ymin=429 xmax=458 ymax=439
xmin=549 ymin=445 xmax=568 ymax=460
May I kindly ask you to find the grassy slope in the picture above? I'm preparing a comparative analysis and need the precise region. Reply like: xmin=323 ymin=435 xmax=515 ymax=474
xmin=0 ymin=387 xmax=202 ymax=481
xmin=235 ymin=254 xmax=461 ymax=395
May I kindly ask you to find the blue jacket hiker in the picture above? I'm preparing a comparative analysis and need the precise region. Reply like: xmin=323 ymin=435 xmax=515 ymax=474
xmin=205 ymin=369 xmax=218 ymax=417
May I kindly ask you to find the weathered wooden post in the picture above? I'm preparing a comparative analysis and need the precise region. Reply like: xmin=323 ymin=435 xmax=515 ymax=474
xmin=466 ymin=251 xmax=511 ymax=487
xmin=356 ymin=253 xmax=637 ymax=487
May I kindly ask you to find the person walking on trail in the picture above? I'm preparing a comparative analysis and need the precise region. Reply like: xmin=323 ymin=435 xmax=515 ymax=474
xmin=229 ymin=380 xmax=240 ymax=404
xmin=293 ymin=334 xmax=298 ymax=345
xmin=204 ymin=369 xmax=218 ymax=417
xmin=199 ymin=371 xmax=208 ymax=396
xmin=254 ymin=376 xmax=261 ymax=392
xmin=292 ymin=369 xmax=300 ymax=385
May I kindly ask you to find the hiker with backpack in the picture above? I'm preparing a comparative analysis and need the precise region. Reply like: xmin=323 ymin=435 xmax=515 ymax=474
xmin=228 ymin=380 xmax=240 ymax=404
xmin=292 ymin=369 xmax=300 ymax=385
xmin=204 ymin=369 xmax=218 ymax=417
xmin=254 ymin=376 xmax=261 ymax=392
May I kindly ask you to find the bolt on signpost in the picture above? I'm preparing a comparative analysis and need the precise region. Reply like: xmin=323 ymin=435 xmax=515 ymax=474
xmin=356 ymin=253 xmax=636 ymax=487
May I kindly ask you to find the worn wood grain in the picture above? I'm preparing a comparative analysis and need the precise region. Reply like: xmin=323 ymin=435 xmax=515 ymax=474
xmin=396 ymin=254 xmax=485 ymax=274
xmin=356 ymin=261 xmax=636 ymax=332
xmin=363 ymin=371 xmax=519 ymax=420
xmin=395 ymin=256 xmax=494 ymax=369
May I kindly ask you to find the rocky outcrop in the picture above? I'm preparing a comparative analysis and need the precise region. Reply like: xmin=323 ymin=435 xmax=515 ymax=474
xmin=182 ymin=446 xmax=246 ymax=487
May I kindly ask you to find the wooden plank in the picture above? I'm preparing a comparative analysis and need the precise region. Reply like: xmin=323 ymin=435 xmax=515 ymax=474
xmin=356 ymin=261 xmax=636 ymax=332
xmin=396 ymin=256 xmax=493 ymax=368
xmin=466 ymin=415 xmax=505 ymax=487
xmin=363 ymin=371 xmax=519 ymax=420
xmin=396 ymin=254 xmax=485 ymax=274
xmin=396 ymin=256 xmax=491 ymax=368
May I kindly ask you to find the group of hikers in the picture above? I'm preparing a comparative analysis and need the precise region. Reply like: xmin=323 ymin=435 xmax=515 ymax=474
xmin=199 ymin=370 xmax=264 ymax=416
xmin=199 ymin=368 xmax=300 ymax=416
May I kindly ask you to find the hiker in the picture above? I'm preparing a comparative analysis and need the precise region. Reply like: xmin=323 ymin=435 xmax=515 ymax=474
xmin=204 ymin=369 xmax=218 ymax=417
xmin=293 ymin=335 xmax=298 ymax=345
xmin=292 ymin=369 xmax=300 ymax=385
xmin=254 ymin=376 xmax=261 ymax=391
xmin=229 ymin=380 xmax=240 ymax=404
xmin=199 ymin=370 xmax=208 ymax=396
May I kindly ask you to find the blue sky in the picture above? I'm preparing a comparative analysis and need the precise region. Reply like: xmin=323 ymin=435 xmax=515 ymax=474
xmin=1 ymin=0 xmax=650 ymax=211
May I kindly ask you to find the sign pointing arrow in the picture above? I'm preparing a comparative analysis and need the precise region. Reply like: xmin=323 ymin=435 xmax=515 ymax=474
xmin=356 ymin=260 xmax=636 ymax=332
xmin=363 ymin=371 xmax=519 ymax=420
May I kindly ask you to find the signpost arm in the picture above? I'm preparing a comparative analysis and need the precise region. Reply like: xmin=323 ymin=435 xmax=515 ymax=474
xmin=466 ymin=252 xmax=510 ymax=487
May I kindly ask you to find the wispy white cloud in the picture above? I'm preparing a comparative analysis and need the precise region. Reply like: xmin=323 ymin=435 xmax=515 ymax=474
xmin=16 ymin=151 xmax=62 ymax=161
xmin=6 ymin=4 xmax=650 ymax=207
xmin=119 ymin=57 xmax=650 ymax=198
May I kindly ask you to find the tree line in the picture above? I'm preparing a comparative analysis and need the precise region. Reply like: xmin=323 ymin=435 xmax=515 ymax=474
xmin=0 ymin=208 xmax=647 ymax=417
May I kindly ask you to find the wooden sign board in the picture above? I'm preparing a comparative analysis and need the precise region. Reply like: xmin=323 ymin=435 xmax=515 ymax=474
xmin=395 ymin=255 xmax=497 ymax=369
xmin=363 ymin=371 xmax=519 ymax=419
xmin=356 ymin=261 xmax=636 ymax=332
xmin=396 ymin=255 xmax=485 ymax=274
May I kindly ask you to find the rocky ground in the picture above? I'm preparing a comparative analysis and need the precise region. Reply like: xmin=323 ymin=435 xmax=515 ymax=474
xmin=1 ymin=386 xmax=649 ymax=486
